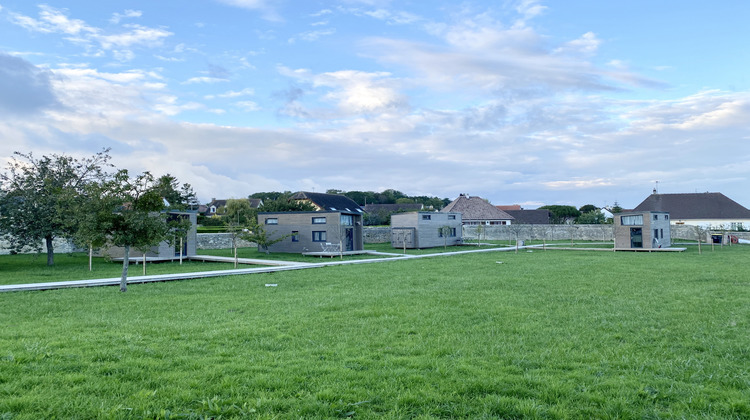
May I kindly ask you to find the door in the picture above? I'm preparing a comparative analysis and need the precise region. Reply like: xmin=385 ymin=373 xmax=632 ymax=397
xmin=345 ymin=228 xmax=354 ymax=251
xmin=630 ymin=227 xmax=643 ymax=248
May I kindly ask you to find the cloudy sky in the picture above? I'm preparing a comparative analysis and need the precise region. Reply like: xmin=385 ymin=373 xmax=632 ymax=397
xmin=1 ymin=1 xmax=749 ymax=209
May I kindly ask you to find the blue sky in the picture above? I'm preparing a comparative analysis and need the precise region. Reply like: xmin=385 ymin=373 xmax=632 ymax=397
xmin=1 ymin=0 xmax=749 ymax=209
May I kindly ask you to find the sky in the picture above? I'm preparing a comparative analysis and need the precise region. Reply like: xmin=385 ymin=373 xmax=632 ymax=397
xmin=1 ymin=0 xmax=749 ymax=210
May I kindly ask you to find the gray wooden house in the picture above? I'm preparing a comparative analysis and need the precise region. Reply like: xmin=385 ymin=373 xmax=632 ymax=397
xmin=258 ymin=211 xmax=364 ymax=253
xmin=258 ymin=192 xmax=365 ymax=254
xmin=391 ymin=211 xmax=463 ymax=249
xmin=614 ymin=211 xmax=671 ymax=250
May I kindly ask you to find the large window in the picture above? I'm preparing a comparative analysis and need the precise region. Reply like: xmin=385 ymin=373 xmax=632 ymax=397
xmin=340 ymin=215 xmax=353 ymax=226
xmin=422 ymin=214 xmax=431 ymax=220
xmin=265 ymin=218 xmax=278 ymax=225
xmin=292 ymin=231 xmax=299 ymax=242
xmin=312 ymin=231 xmax=327 ymax=242
xmin=621 ymin=215 xmax=643 ymax=226
xmin=439 ymin=227 xmax=457 ymax=237
xmin=312 ymin=217 xmax=326 ymax=224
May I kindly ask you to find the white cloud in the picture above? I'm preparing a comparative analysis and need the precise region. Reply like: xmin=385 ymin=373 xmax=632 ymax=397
xmin=205 ymin=88 xmax=255 ymax=99
xmin=183 ymin=77 xmax=230 ymax=84
xmin=110 ymin=9 xmax=142 ymax=24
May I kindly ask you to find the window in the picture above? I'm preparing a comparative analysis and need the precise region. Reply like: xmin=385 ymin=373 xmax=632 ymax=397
xmin=438 ymin=227 xmax=457 ymax=237
xmin=621 ymin=215 xmax=643 ymax=226
xmin=312 ymin=217 xmax=326 ymax=224
xmin=665 ymin=215 xmax=669 ymax=220
xmin=265 ymin=218 xmax=278 ymax=225
xmin=291 ymin=231 xmax=299 ymax=242
xmin=340 ymin=215 xmax=353 ymax=226
xmin=448 ymin=215 xmax=456 ymax=220
xmin=422 ymin=214 xmax=431 ymax=220
xmin=653 ymin=214 xmax=658 ymax=220
xmin=654 ymin=229 xmax=659 ymax=239
xmin=312 ymin=231 xmax=327 ymax=242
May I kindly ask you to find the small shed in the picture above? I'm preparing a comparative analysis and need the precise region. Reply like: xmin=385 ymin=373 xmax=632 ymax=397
xmin=614 ymin=211 xmax=671 ymax=250
xmin=391 ymin=211 xmax=463 ymax=249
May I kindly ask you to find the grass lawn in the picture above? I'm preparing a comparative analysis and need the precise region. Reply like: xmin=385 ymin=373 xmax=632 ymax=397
xmin=0 ymin=253 xmax=247 ymax=286
xmin=1 ymin=246 xmax=749 ymax=418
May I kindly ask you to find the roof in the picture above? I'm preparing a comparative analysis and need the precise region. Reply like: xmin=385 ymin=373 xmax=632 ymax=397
xmin=504 ymin=209 xmax=551 ymax=224
xmin=440 ymin=195 xmax=514 ymax=221
xmin=291 ymin=191 xmax=365 ymax=214
xmin=496 ymin=204 xmax=522 ymax=211
xmin=633 ymin=193 xmax=750 ymax=220
xmin=363 ymin=203 xmax=424 ymax=213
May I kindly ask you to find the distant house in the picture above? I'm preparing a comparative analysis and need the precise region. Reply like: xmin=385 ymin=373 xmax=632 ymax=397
xmin=633 ymin=192 xmax=750 ymax=230
xmin=441 ymin=194 xmax=514 ymax=225
xmin=391 ymin=211 xmax=462 ymax=249
xmin=257 ymin=192 xmax=365 ymax=254
xmin=496 ymin=204 xmax=522 ymax=211
xmin=204 ymin=198 xmax=263 ymax=216
xmin=614 ymin=211 xmax=671 ymax=250
xmin=504 ymin=209 xmax=551 ymax=225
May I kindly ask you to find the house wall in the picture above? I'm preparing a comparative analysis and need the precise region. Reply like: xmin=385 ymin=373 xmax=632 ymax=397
xmin=100 ymin=211 xmax=198 ymax=259
xmin=613 ymin=211 xmax=671 ymax=249
xmin=391 ymin=212 xmax=463 ymax=248
xmin=259 ymin=211 xmax=364 ymax=253
xmin=671 ymin=218 xmax=750 ymax=230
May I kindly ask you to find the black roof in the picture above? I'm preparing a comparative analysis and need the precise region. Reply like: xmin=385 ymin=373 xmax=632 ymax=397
xmin=292 ymin=192 xmax=364 ymax=214
xmin=633 ymin=193 xmax=750 ymax=220
xmin=504 ymin=209 xmax=551 ymax=224
xmin=363 ymin=203 xmax=424 ymax=213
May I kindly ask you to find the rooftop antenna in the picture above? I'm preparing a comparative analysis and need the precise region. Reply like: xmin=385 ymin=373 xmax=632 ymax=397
xmin=653 ymin=180 xmax=659 ymax=194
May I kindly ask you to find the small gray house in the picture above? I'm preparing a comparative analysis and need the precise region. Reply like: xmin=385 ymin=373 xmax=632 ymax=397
xmin=391 ymin=211 xmax=463 ymax=249
xmin=257 ymin=211 xmax=364 ymax=253
xmin=257 ymin=192 xmax=366 ymax=254
xmin=614 ymin=211 xmax=671 ymax=250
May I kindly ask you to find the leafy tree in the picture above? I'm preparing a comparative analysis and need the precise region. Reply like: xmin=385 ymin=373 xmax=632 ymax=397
xmin=0 ymin=149 xmax=112 ymax=265
xmin=539 ymin=205 xmax=581 ymax=224
xmin=79 ymin=170 xmax=176 ymax=292
xmin=259 ymin=197 xmax=315 ymax=212
xmin=224 ymin=198 xmax=255 ymax=266
xmin=577 ymin=210 xmax=605 ymax=224
xmin=578 ymin=204 xmax=598 ymax=214
xmin=240 ymin=220 xmax=290 ymax=254
xmin=155 ymin=174 xmax=198 ymax=210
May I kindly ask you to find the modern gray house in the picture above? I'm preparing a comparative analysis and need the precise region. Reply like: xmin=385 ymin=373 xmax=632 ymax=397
xmin=257 ymin=192 xmax=365 ymax=254
xmin=614 ymin=211 xmax=671 ymax=250
xmin=258 ymin=211 xmax=364 ymax=253
xmin=391 ymin=211 xmax=463 ymax=249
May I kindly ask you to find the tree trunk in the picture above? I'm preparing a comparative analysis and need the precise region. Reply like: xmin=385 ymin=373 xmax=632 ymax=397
xmin=45 ymin=235 xmax=54 ymax=266
xmin=120 ymin=245 xmax=130 ymax=292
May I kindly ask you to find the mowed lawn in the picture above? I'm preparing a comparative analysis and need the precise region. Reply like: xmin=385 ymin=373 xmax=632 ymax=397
xmin=1 ymin=246 xmax=748 ymax=419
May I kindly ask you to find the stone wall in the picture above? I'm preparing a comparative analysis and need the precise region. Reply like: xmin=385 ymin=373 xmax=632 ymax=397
xmin=0 ymin=235 xmax=85 ymax=255
xmin=196 ymin=233 xmax=256 ymax=249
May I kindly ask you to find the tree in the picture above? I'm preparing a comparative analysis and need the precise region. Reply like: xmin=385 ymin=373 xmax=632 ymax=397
xmin=0 ymin=149 xmax=112 ymax=265
xmin=80 ymin=170 xmax=174 ymax=292
xmin=539 ymin=205 xmax=581 ymax=224
xmin=155 ymin=174 xmax=198 ymax=210
xmin=224 ymin=198 xmax=255 ymax=267
xmin=438 ymin=225 xmax=453 ymax=249
xmin=578 ymin=204 xmax=598 ymax=214
xmin=240 ymin=220 xmax=289 ymax=254
xmin=259 ymin=196 xmax=315 ymax=212
xmin=577 ymin=210 xmax=605 ymax=224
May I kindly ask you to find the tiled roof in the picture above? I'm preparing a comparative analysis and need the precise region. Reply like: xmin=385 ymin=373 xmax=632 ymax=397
xmin=633 ymin=193 xmax=750 ymax=220
xmin=440 ymin=195 xmax=514 ymax=221
xmin=291 ymin=191 xmax=364 ymax=214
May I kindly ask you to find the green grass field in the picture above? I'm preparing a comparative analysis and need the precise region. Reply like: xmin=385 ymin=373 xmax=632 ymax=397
xmin=1 ymin=245 xmax=748 ymax=418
